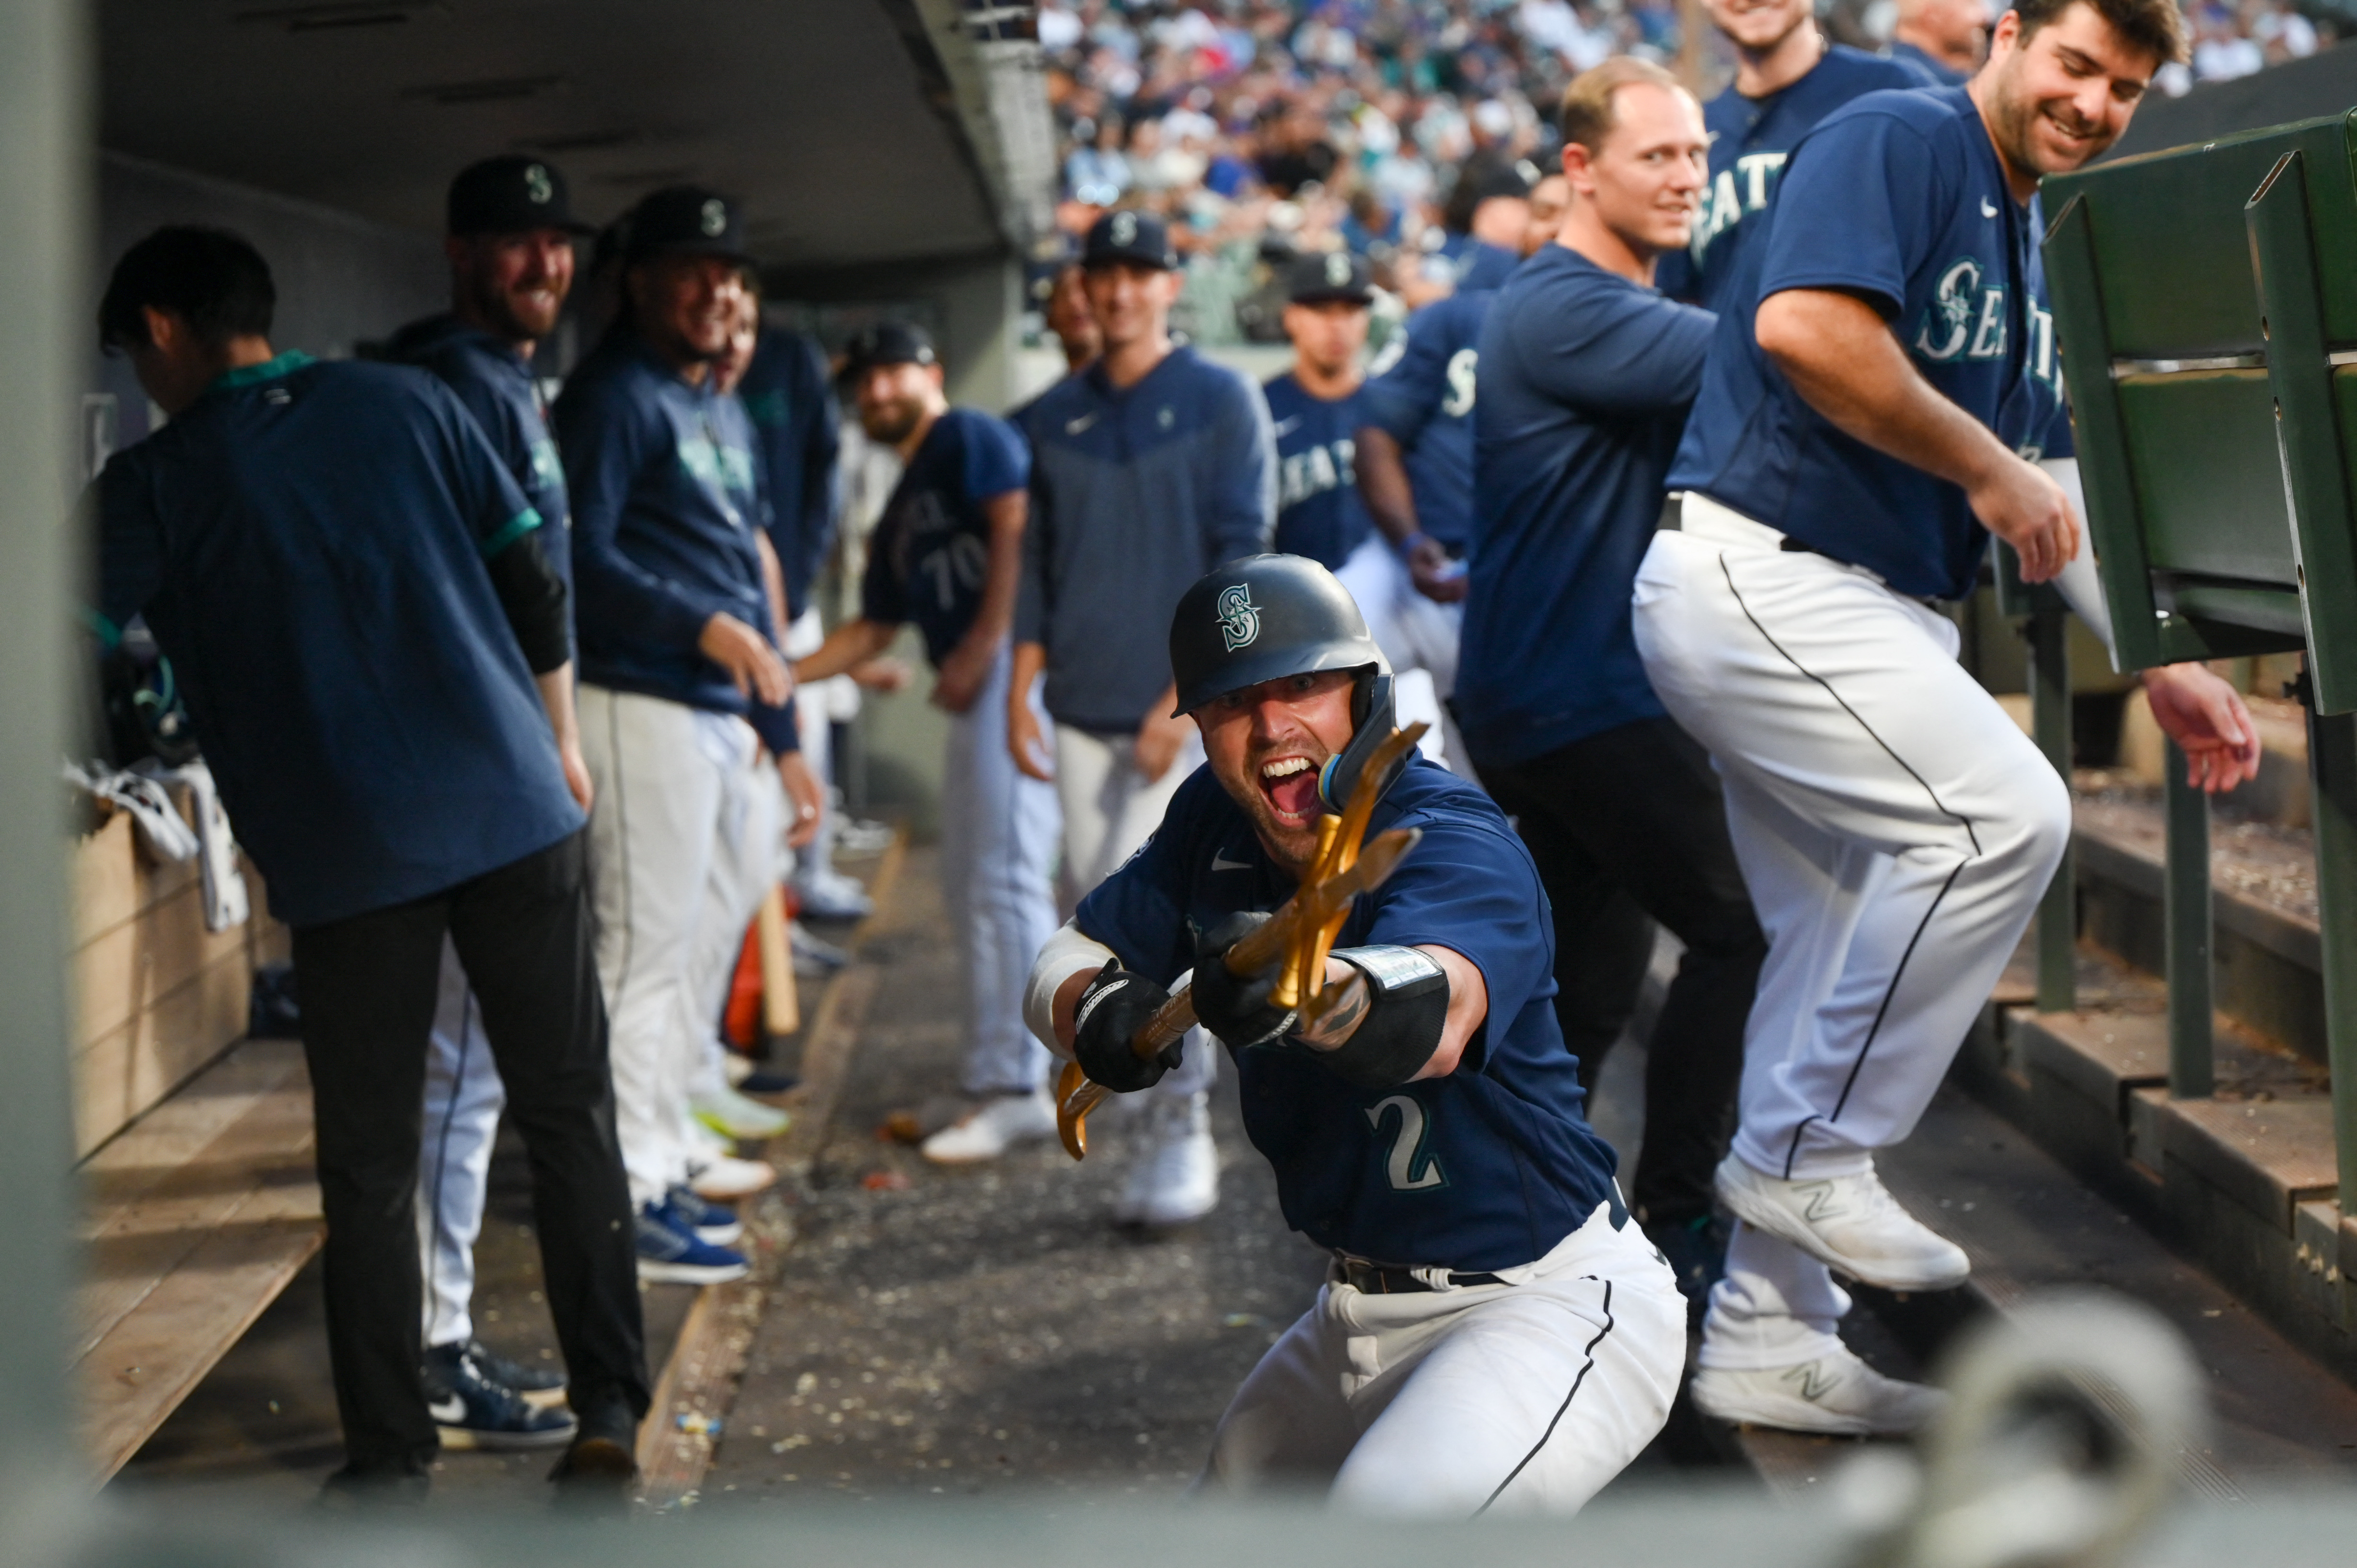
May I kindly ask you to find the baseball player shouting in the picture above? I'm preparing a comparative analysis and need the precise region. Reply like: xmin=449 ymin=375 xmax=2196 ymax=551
xmin=1635 ymin=0 xmax=2259 ymax=1433
xmin=1025 ymin=555 xmax=1683 ymax=1514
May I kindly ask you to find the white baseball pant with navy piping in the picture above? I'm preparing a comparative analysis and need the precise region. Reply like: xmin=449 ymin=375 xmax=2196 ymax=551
xmin=1198 ymin=1201 xmax=1684 ymax=1514
xmin=1631 ymin=495 xmax=2069 ymax=1362
xmin=1334 ymin=535 xmax=1463 ymax=774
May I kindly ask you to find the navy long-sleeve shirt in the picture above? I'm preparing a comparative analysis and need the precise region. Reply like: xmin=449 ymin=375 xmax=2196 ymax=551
xmin=1015 ymin=345 xmax=1275 ymax=732
xmin=555 ymin=331 xmax=797 ymax=752
xmin=738 ymin=326 xmax=841 ymax=620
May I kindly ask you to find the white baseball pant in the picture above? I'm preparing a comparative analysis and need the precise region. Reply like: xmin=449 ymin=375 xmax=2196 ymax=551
xmin=1334 ymin=535 xmax=1462 ymax=772
xmin=580 ymin=686 xmax=769 ymax=1209
xmin=687 ymin=744 xmax=786 ymax=1111
xmin=417 ymin=937 xmax=502 ymax=1349
xmin=946 ymin=644 xmax=1063 ymax=1096
xmin=1631 ymin=496 xmax=2068 ymax=1351
xmin=1200 ymin=1202 xmax=1685 ymax=1515
xmin=1052 ymin=723 xmax=1215 ymax=1101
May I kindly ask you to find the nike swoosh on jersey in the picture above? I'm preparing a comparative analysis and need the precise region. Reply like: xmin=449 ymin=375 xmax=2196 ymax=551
xmin=1211 ymin=851 xmax=1254 ymax=872
xmin=1980 ymin=197 xmax=1999 ymax=219
xmin=1064 ymin=412 xmax=1098 ymax=435
xmin=429 ymin=1395 xmax=467 ymax=1424
xmin=1271 ymin=416 xmax=1303 ymax=438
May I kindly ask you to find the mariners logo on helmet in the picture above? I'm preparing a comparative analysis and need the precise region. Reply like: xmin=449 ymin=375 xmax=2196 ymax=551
xmin=1325 ymin=252 xmax=1352 ymax=288
xmin=1216 ymin=585 xmax=1261 ymax=653
xmin=525 ymin=164 xmax=554 ymax=205
xmin=1112 ymin=210 xmax=1138 ymax=247
xmin=700 ymin=198 xmax=728 ymax=237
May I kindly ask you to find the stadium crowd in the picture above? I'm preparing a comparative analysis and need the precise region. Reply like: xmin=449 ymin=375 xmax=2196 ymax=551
xmin=1033 ymin=0 xmax=2336 ymax=344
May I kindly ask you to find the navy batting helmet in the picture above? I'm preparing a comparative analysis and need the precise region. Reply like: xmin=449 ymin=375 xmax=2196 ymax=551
xmin=1168 ymin=554 xmax=1404 ymax=811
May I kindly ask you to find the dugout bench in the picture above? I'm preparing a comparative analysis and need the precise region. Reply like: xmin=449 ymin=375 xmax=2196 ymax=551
xmin=2037 ymin=111 xmax=2357 ymax=1217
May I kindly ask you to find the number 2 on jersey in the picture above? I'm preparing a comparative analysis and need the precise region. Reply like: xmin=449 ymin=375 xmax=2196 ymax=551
xmin=1364 ymin=1094 xmax=1445 ymax=1191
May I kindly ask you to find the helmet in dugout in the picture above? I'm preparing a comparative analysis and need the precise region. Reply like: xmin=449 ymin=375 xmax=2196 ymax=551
xmin=1168 ymin=553 xmax=1406 ymax=812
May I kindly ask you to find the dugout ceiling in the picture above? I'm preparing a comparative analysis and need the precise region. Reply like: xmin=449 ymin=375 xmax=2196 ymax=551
xmin=97 ymin=0 xmax=1050 ymax=271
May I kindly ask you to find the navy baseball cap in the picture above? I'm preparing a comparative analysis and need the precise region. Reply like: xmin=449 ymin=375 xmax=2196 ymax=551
xmin=1083 ymin=209 xmax=1178 ymax=271
xmin=624 ymin=185 xmax=752 ymax=264
xmin=1464 ymin=158 xmax=1537 ymax=203
xmin=1285 ymin=250 xmax=1374 ymax=306
xmin=843 ymin=320 xmax=938 ymax=376
xmin=448 ymin=156 xmax=595 ymax=237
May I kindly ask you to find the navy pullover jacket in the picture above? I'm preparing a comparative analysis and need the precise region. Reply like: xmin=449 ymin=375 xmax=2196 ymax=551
xmin=739 ymin=326 xmax=841 ymax=620
xmin=555 ymin=330 xmax=797 ymax=752
xmin=1015 ymin=344 xmax=1276 ymax=732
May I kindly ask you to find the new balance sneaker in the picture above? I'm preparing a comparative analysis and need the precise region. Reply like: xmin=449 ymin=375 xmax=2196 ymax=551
xmin=693 ymin=1083 xmax=791 ymax=1141
xmin=666 ymin=1184 xmax=744 ymax=1246
xmin=1114 ymin=1091 xmax=1219 ymax=1228
xmin=1714 ymin=1154 xmax=1970 ymax=1292
xmin=686 ymin=1153 xmax=776 ymax=1200
xmin=1690 ymin=1349 xmax=1948 ymax=1436
xmin=791 ymin=919 xmax=850 ymax=975
xmin=422 ymin=1341 xmax=577 ymax=1451
xmin=834 ymin=815 xmax=898 ymax=856
xmin=635 ymin=1201 xmax=750 ymax=1284
xmin=459 ymin=1337 xmax=564 ymax=1395
xmin=795 ymin=868 xmax=875 ymax=922
xmin=921 ymin=1089 xmax=1059 ymax=1164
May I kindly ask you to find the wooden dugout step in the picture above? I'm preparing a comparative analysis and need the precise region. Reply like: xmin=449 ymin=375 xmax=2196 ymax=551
xmin=76 ymin=1037 xmax=323 ymax=1484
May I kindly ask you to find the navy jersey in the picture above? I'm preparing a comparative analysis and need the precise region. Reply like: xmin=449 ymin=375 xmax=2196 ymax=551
xmin=1358 ymin=287 xmax=1494 ymax=550
xmin=93 ymin=353 xmax=583 ymax=928
xmin=1453 ymin=239 xmax=1521 ymax=294
xmin=1458 ymin=247 xmax=1717 ymax=769
xmin=1657 ymin=45 xmax=1923 ymax=311
xmin=1075 ymin=760 xmax=1620 ymax=1272
xmin=387 ymin=314 xmax=573 ymax=600
xmin=1015 ymin=346 xmax=1276 ymax=732
xmin=1262 ymin=370 xmax=1373 ymax=568
xmin=1889 ymin=39 xmax=1970 ymax=86
xmin=556 ymin=332 xmax=796 ymax=752
xmin=738 ymin=327 xmax=841 ymax=620
xmin=860 ymin=407 xmax=1029 ymax=667
xmin=1668 ymin=86 xmax=2070 ymax=601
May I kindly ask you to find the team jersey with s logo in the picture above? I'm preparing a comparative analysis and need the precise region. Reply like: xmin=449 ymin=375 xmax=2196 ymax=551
xmin=1075 ymin=758 xmax=1619 ymax=1271
xmin=1358 ymin=285 xmax=1500 ymax=551
xmin=1655 ymin=45 xmax=1924 ymax=311
xmin=860 ymin=407 xmax=1028 ymax=666
xmin=1262 ymin=369 xmax=1374 ymax=568
xmin=1668 ymin=84 xmax=2073 ymax=600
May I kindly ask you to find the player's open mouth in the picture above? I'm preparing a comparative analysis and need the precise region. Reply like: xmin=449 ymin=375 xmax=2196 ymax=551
xmin=1258 ymin=755 xmax=1321 ymax=824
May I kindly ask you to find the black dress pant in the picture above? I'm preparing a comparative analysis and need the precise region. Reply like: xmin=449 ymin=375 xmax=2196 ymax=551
xmin=1477 ymin=717 xmax=1766 ymax=1226
xmin=289 ymin=828 xmax=647 ymax=1476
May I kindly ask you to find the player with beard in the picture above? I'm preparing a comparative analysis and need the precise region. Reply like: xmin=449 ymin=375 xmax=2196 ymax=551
xmin=1636 ymin=0 xmax=2258 ymax=1433
xmin=796 ymin=323 xmax=1060 ymax=1164
xmin=1024 ymin=555 xmax=1683 ymax=1513
xmin=1655 ymin=0 xmax=1923 ymax=313
xmin=557 ymin=187 xmax=821 ymax=1281
xmin=384 ymin=156 xmax=600 ymax=1451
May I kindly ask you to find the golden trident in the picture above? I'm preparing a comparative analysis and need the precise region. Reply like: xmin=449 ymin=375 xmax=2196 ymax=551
xmin=1054 ymin=722 xmax=1429 ymax=1160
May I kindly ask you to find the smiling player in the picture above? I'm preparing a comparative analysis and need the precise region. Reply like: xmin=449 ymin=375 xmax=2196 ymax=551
xmin=1025 ymin=554 xmax=1684 ymax=1515
xmin=1635 ymin=0 xmax=2259 ymax=1433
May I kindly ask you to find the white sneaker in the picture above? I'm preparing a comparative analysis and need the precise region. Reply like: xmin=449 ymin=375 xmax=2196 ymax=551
xmin=1691 ymin=1348 xmax=1947 ymax=1436
xmin=1114 ymin=1091 xmax=1218 ymax=1227
xmin=921 ymin=1090 xmax=1059 ymax=1164
xmin=1714 ymin=1154 xmax=1970 ymax=1292
xmin=687 ymin=1154 xmax=777 ymax=1200
xmin=693 ymin=1084 xmax=790 ymax=1141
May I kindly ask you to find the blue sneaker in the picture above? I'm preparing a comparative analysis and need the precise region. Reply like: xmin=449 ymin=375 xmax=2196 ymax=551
xmin=459 ymin=1337 xmax=564 ymax=1395
xmin=665 ymin=1184 xmax=743 ymax=1246
xmin=422 ymin=1341 xmax=577 ymax=1451
xmin=635 ymin=1200 xmax=750 ymax=1284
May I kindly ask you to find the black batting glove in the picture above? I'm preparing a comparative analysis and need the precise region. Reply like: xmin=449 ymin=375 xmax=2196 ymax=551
xmin=1073 ymin=959 xmax=1180 ymax=1093
xmin=1190 ymin=911 xmax=1299 ymax=1050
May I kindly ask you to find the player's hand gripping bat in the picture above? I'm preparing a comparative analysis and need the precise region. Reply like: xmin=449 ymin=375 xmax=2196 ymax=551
xmin=1053 ymin=723 xmax=1429 ymax=1160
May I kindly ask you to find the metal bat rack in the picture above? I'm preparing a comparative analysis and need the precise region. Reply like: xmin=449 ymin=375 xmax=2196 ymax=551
xmin=1053 ymin=723 xmax=1428 ymax=1160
